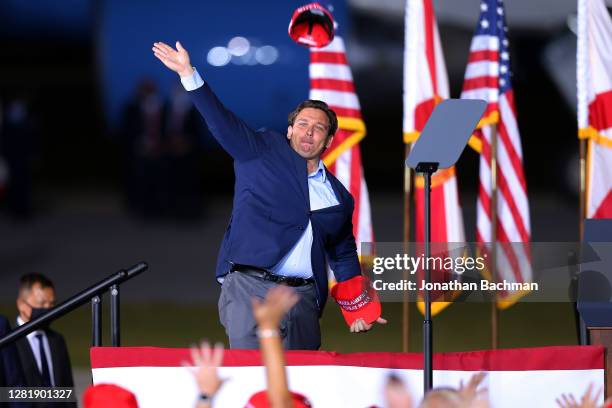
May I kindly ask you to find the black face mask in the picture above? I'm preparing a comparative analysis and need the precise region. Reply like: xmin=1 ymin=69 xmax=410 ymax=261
xmin=28 ymin=307 xmax=52 ymax=329
xmin=30 ymin=307 xmax=50 ymax=321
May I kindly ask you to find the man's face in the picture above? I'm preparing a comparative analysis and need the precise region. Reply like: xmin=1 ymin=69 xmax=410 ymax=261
xmin=287 ymin=107 xmax=333 ymax=160
xmin=17 ymin=283 xmax=56 ymax=323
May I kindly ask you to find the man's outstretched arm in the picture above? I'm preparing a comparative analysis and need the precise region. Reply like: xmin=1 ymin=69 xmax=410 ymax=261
xmin=153 ymin=41 xmax=264 ymax=161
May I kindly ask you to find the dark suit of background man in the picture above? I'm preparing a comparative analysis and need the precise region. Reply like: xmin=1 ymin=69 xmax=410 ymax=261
xmin=153 ymin=41 xmax=386 ymax=350
xmin=1 ymin=314 xmax=31 ymax=408
xmin=15 ymin=273 xmax=74 ymax=395
xmin=0 ymin=314 xmax=26 ymax=387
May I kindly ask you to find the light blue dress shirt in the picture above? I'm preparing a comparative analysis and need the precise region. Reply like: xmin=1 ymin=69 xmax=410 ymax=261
xmin=17 ymin=316 xmax=56 ymax=386
xmin=181 ymin=69 xmax=205 ymax=91
xmin=271 ymin=160 xmax=339 ymax=278
xmin=180 ymin=69 xmax=339 ymax=278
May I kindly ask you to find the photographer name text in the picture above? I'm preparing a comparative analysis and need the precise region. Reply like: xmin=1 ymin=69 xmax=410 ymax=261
xmin=373 ymin=279 xmax=538 ymax=292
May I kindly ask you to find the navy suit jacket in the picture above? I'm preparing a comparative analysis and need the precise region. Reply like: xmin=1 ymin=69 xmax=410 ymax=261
xmin=190 ymin=83 xmax=361 ymax=311
xmin=0 ymin=315 xmax=26 ymax=388
xmin=14 ymin=329 xmax=74 ymax=389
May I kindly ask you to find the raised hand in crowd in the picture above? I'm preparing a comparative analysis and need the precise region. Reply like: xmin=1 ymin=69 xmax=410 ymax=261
xmin=152 ymin=41 xmax=194 ymax=78
xmin=189 ymin=341 xmax=225 ymax=408
xmin=556 ymin=383 xmax=610 ymax=408
xmin=419 ymin=372 xmax=489 ymax=408
xmin=384 ymin=374 xmax=413 ymax=408
xmin=252 ymin=285 xmax=300 ymax=331
xmin=458 ymin=372 xmax=489 ymax=407
xmin=252 ymin=285 xmax=300 ymax=408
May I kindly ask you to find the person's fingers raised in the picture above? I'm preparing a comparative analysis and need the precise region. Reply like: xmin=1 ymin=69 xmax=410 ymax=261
xmin=212 ymin=342 xmax=224 ymax=367
xmin=201 ymin=340 xmax=212 ymax=363
xmin=190 ymin=344 xmax=202 ymax=366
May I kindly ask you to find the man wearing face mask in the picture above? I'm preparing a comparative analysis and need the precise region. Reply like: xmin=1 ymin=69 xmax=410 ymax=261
xmin=15 ymin=273 xmax=75 ymax=391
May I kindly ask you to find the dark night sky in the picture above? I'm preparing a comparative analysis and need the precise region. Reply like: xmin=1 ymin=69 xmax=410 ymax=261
xmin=0 ymin=2 xmax=581 ymax=201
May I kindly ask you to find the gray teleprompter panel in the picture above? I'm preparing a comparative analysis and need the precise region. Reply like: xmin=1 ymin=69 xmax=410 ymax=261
xmin=406 ymin=99 xmax=486 ymax=169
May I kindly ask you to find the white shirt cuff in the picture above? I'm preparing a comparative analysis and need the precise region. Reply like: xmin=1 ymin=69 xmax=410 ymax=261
xmin=180 ymin=68 xmax=204 ymax=91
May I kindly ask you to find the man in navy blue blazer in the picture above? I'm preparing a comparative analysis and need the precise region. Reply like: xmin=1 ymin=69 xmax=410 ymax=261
xmin=153 ymin=41 xmax=386 ymax=349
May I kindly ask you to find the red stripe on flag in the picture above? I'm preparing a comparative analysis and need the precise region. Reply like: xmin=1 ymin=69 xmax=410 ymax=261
xmin=496 ymin=168 xmax=530 ymax=243
xmin=310 ymin=78 xmax=356 ymax=93
xmin=477 ymin=130 xmax=492 ymax=236
xmin=327 ymin=160 xmax=336 ymax=174
xmin=484 ymin=103 xmax=499 ymax=118
xmin=589 ymin=90 xmax=612 ymax=132
xmin=476 ymin=229 xmax=485 ymax=244
xmin=479 ymin=128 xmax=490 ymax=159
xmin=467 ymin=50 xmax=500 ymax=63
xmin=328 ymin=131 xmax=350 ymax=145
xmin=479 ymin=182 xmax=492 ymax=221
xmin=503 ymin=90 xmax=518 ymax=118
xmin=323 ymin=132 xmax=348 ymax=161
xmin=497 ymin=118 xmax=527 ymax=191
xmin=414 ymin=98 xmax=436 ymax=132
xmin=593 ymin=189 xmax=612 ymax=218
xmin=414 ymin=186 xmax=425 ymax=242
xmin=350 ymin=146 xmax=362 ymax=237
xmin=462 ymin=76 xmax=499 ymax=91
xmin=496 ymin=221 xmax=525 ymax=284
xmin=327 ymin=106 xmax=362 ymax=119
xmin=310 ymin=52 xmax=349 ymax=65
xmin=423 ymin=0 xmax=438 ymax=95
xmin=415 ymin=180 xmax=449 ymax=242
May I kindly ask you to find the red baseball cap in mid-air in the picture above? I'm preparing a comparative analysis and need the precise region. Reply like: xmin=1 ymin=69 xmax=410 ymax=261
xmin=288 ymin=2 xmax=335 ymax=48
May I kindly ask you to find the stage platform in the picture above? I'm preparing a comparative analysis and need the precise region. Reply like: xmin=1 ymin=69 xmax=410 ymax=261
xmin=91 ymin=345 xmax=603 ymax=407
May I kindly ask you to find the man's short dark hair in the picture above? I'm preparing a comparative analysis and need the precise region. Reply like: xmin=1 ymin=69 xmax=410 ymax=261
xmin=19 ymin=273 xmax=54 ymax=293
xmin=288 ymin=100 xmax=338 ymax=138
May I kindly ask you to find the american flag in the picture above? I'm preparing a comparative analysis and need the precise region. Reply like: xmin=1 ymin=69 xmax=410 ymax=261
xmin=460 ymin=0 xmax=532 ymax=307
xmin=309 ymin=36 xmax=374 ymax=259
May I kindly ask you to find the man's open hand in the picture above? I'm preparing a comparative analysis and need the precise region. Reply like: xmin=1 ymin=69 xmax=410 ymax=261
xmin=349 ymin=317 xmax=387 ymax=333
xmin=152 ymin=41 xmax=194 ymax=77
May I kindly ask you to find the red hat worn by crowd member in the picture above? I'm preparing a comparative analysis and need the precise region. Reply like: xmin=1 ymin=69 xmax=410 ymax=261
xmin=331 ymin=275 xmax=381 ymax=326
xmin=288 ymin=2 xmax=335 ymax=48
xmin=245 ymin=390 xmax=312 ymax=408
xmin=83 ymin=384 xmax=139 ymax=408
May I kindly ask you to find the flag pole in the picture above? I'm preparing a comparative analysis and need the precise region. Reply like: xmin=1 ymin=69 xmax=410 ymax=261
xmin=403 ymin=144 xmax=412 ymax=352
xmin=490 ymin=124 xmax=499 ymax=350
xmin=579 ymin=138 xmax=587 ymax=240
xmin=576 ymin=0 xmax=586 ymax=242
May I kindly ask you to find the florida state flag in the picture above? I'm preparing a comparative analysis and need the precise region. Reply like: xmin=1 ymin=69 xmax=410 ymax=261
xmin=403 ymin=0 xmax=466 ymax=315
xmin=578 ymin=0 xmax=612 ymax=219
